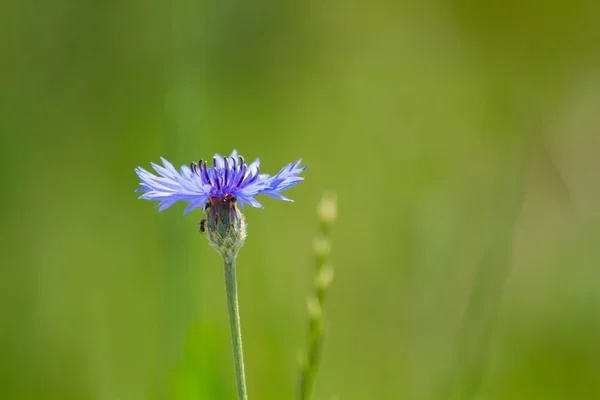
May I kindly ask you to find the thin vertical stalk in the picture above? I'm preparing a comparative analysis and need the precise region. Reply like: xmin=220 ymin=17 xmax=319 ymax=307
xmin=223 ymin=257 xmax=248 ymax=400
xmin=298 ymin=193 xmax=337 ymax=400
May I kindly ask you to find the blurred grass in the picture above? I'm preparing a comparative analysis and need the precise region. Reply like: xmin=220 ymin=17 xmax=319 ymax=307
xmin=1 ymin=0 xmax=600 ymax=399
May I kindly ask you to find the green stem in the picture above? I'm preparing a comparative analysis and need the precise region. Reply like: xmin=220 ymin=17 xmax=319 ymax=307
xmin=298 ymin=303 xmax=324 ymax=400
xmin=298 ymin=193 xmax=337 ymax=400
xmin=223 ymin=257 xmax=248 ymax=400
xmin=298 ymin=243 xmax=328 ymax=400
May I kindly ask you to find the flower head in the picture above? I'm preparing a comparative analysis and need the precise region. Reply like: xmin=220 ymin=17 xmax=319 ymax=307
xmin=135 ymin=150 xmax=307 ymax=214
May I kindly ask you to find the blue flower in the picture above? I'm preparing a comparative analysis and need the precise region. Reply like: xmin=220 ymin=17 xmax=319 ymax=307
xmin=135 ymin=150 xmax=307 ymax=213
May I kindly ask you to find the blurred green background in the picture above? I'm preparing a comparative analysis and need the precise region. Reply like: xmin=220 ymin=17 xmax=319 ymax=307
xmin=2 ymin=0 xmax=600 ymax=399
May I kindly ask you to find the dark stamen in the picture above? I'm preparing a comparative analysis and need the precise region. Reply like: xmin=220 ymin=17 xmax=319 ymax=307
xmin=237 ymin=164 xmax=246 ymax=187
xmin=203 ymin=161 xmax=211 ymax=185
xmin=213 ymin=157 xmax=221 ymax=189
xmin=248 ymin=166 xmax=260 ymax=184
xmin=190 ymin=162 xmax=196 ymax=174
xmin=224 ymin=157 xmax=229 ymax=186
xmin=231 ymin=157 xmax=237 ymax=174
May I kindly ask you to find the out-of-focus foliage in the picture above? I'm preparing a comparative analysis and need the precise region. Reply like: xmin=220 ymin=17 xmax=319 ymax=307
xmin=1 ymin=0 xmax=600 ymax=399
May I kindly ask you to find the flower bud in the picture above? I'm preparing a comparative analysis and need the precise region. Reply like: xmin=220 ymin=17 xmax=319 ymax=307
xmin=206 ymin=196 xmax=247 ymax=261
xmin=317 ymin=193 xmax=337 ymax=225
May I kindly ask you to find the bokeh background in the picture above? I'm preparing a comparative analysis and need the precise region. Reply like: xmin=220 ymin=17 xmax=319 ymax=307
xmin=2 ymin=0 xmax=600 ymax=399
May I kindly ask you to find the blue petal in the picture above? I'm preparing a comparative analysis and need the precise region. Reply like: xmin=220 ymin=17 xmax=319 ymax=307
xmin=237 ymin=194 xmax=264 ymax=209
xmin=150 ymin=162 xmax=171 ymax=178
xmin=263 ymin=192 xmax=293 ymax=201
xmin=184 ymin=196 xmax=209 ymax=214
xmin=134 ymin=157 xmax=212 ymax=214
xmin=158 ymin=199 xmax=178 ymax=211
xmin=160 ymin=157 xmax=180 ymax=177
xmin=260 ymin=160 xmax=307 ymax=194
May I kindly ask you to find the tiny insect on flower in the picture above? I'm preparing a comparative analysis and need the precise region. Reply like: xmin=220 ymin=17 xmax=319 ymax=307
xmin=134 ymin=149 xmax=307 ymax=213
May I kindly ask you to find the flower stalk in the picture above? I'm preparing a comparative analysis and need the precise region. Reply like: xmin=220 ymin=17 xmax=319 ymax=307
xmin=205 ymin=196 xmax=248 ymax=400
xmin=223 ymin=257 xmax=248 ymax=400
xmin=298 ymin=193 xmax=337 ymax=400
